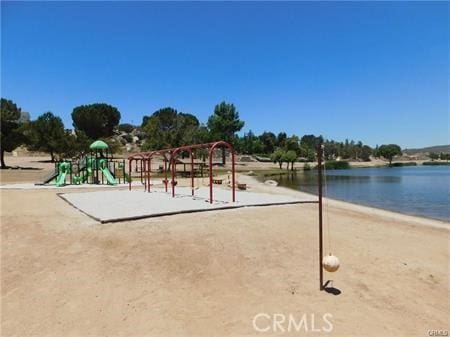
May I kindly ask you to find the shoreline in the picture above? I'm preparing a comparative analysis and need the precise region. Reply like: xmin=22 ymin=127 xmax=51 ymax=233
xmin=1 ymin=172 xmax=448 ymax=229
xmin=242 ymin=175 xmax=449 ymax=230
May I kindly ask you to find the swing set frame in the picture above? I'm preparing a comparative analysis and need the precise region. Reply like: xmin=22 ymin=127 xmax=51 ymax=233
xmin=128 ymin=141 xmax=236 ymax=204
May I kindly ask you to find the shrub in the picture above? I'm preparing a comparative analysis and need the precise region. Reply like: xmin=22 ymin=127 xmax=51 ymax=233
xmin=323 ymin=160 xmax=350 ymax=170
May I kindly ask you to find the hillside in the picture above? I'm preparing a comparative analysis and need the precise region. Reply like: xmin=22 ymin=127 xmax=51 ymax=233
xmin=403 ymin=145 xmax=450 ymax=155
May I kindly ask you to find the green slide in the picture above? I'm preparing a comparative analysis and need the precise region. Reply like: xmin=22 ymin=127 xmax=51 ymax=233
xmin=55 ymin=171 xmax=67 ymax=186
xmin=99 ymin=159 xmax=118 ymax=185
xmin=55 ymin=162 xmax=70 ymax=187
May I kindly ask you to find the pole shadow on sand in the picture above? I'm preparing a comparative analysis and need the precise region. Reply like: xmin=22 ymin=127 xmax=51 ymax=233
xmin=323 ymin=280 xmax=342 ymax=296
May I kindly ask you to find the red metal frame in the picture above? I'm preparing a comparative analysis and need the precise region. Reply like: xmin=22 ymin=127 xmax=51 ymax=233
xmin=128 ymin=141 xmax=236 ymax=204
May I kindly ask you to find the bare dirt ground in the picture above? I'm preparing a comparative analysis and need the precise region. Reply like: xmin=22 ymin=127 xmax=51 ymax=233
xmin=0 ymin=155 xmax=54 ymax=183
xmin=1 ymin=156 xmax=449 ymax=336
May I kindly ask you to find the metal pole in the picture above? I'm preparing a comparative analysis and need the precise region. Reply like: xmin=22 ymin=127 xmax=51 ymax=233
xmin=123 ymin=159 xmax=126 ymax=184
xmin=164 ymin=158 xmax=168 ymax=192
xmin=191 ymin=151 xmax=194 ymax=197
xmin=231 ymin=150 xmax=236 ymax=202
xmin=69 ymin=161 xmax=73 ymax=184
xmin=95 ymin=151 xmax=99 ymax=184
xmin=171 ymin=155 xmax=176 ymax=198
xmin=209 ymin=147 xmax=213 ymax=204
xmin=128 ymin=159 xmax=132 ymax=191
xmin=146 ymin=159 xmax=149 ymax=192
xmin=140 ymin=160 xmax=143 ymax=185
xmin=112 ymin=161 xmax=116 ymax=183
xmin=317 ymin=143 xmax=324 ymax=291
xmin=148 ymin=158 xmax=151 ymax=193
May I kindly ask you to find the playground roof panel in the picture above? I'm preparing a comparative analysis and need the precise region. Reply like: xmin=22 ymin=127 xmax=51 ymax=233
xmin=90 ymin=140 xmax=109 ymax=150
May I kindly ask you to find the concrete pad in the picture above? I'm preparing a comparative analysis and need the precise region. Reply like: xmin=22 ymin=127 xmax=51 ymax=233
xmin=59 ymin=187 xmax=316 ymax=223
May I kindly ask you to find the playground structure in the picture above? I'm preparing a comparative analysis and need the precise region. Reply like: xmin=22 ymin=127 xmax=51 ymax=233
xmin=128 ymin=141 xmax=235 ymax=204
xmin=38 ymin=140 xmax=129 ymax=187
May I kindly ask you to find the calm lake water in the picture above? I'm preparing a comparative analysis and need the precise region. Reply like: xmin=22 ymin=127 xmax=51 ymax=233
xmin=261 ymin=166 xmax=450 ymax=221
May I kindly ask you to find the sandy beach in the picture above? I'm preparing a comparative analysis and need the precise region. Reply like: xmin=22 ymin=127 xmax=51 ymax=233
xmin=1 ymin=157 xmax=449 ymax=336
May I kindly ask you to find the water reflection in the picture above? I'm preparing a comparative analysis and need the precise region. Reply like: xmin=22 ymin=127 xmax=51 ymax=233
xmin=260 ymin=166 xmax=450 ymax=221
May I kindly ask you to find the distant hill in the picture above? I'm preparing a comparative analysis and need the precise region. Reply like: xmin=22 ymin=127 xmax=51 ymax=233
xmin=403 ymin=145 xmax=450 ymax=154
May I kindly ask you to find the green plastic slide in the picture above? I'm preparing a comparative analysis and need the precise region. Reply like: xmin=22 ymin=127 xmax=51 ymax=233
xmin=101 ymin=167 xmax=118 ymax=185
xmin=55 ymin=171 xmax=67 ymax=186
xmin=98 ymin=159 xmax=117 ymax=185
xmin=55 ymin=162 xmax=70 ymax=187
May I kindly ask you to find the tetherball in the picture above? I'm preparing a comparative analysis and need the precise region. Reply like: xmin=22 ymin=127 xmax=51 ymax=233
xmin=323 ymin=254 xmax=340 ymax=272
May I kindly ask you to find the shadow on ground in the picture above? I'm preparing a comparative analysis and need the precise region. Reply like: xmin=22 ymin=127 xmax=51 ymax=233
xmin=1 ymin=166 xmax=43 ymax=170
xmin=324 ymin=280 xmax=342 ymax=295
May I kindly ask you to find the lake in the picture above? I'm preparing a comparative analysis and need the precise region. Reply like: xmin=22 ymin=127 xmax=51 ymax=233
xmin=261 ymin=166 xmax=450 ymax=221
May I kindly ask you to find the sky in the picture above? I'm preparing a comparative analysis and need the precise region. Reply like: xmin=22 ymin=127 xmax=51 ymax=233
xmin=1 ymin=1 xmax=448 ymax=149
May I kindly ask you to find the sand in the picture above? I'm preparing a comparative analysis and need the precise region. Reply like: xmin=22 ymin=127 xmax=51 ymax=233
xmin=1 ymin=156 xmax=449 ymax=336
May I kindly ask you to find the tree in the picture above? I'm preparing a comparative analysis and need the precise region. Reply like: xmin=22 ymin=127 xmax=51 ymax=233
xmin=259 ymin=131 xmax=276 ymax=154
xmin=0 ymin=98 xmax=29 ymax=168
xmin=72 ymin=103 xmax=121 ymax=139
xmin=300 ymin=134 xmax=323 ymax=150
xmin=233 ymin=135 xmax=245 ymax=154
xmin=324 ymin=141 xmax=338 ymax=160
xmin=429 ymin=152 xmax=439 ymax=161
xmin=207 ymin=101 xmax=244 ymax=142
xmin=207 ymin=101 xmax=244 ymax=163
xmin=27 ymin=112 xmax=66 ymax=161
xmin=378 ymin=144 xmax=402 ymax=166
xmin=276 ymin=132 xmax=287 ymax=148
xmin=440 ymin=153 xmax=450 ymax=161
xmin=360 ymin=145 xmax=373 ymax=162
xmin=192 ymin=125 xmax=212 ymax=145
xmin=251 ymin=138 xmax=264 ymax=154
xmin=175 ymin=112 xmax=200 ymax=145
xmin=142 ymin=107 xmax=200 ymax=150
xmin=271 ymin=149 xmax=285 ymax=169
xmin=299 ymin=145 xmax=316 ymax=162
xmin=285 ymin=135 xmax=300 ymax=153
xmin=283 ymin=150 xmax=297 ymax=171
xmin=57 ymin=131 xmax=79 ymax=159
xmin=241 ymin=130 xmax=257 ymax=154
xmin=142 ymin=107 xmax=177 ymax=149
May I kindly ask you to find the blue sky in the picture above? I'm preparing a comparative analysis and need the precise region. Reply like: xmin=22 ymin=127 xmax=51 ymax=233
xmin=1 ymin=1 xmax=448 ymax=148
